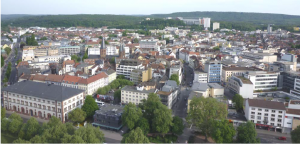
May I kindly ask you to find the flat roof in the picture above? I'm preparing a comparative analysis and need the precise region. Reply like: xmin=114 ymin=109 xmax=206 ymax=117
xmin=95 ymin=104 xmax=124 ymax=116
xmin=236 ymin=76 xmax=253 ymax=84
xmin=121 ymin=85 xmax=156 ymax=93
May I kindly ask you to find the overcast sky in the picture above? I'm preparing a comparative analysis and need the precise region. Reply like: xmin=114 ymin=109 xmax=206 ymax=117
xmin=2 ymin=0 xmax=300 ymax=15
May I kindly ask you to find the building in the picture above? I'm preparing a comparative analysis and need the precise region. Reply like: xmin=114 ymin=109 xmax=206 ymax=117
xmin=213 ymin=22 xmax=220 ymax=30
xmin=59 ymin=46 xmax=81 ymax=55
xmin=157 ymin=80 xmax=179 ymax=109
xmin=139 ymin=39 xmax=158 ymax=51
xmin=290 ymin=78 xmax=300 ymax=99
xmin=92 ymin=105 xmax=124 ymax=130
xmin=116 ymin=59 xmax=145 ymax=80
xmin=281 ymin=71 xmax=300 ymax=92
xmin=245 ymin=99 xmax=286 ymax=132
xmin=193 ymin=70 xmax=207 ymax=83
xmin=35 ymin=55 xmax=71 ymax=63
xmin=169 ymin=64 xmax=183 ymax=84
xmin=2 ymin=81 xmax=85 ymax=123
xmin=242 ymin=52 xmax=277 ymax=63
xmin=268 ymin=61 xmax=296 ymax=72
xmin=204 ymin=60 xmax=222 ymax=83
xmin=221 ymin=67 xmax=261 ymax=84
xmin=104 ymin=69 xmax=117 ymax=84
xmin=88 ymin=48 xmax=100 ymax=56
xmin=191 ymin=82 xmax=224 ymax=98
xmin=227 ymin=76 xmax=253 ymax=99
xmin=130 ymin=68 xmax=152 ymax=84
xmin=121 ymin=84 xmax=157 ymax=105
xmin=283 ymin=100 xmax=300 ymax=133
xmin=244 ymin=71 xmax=279 ymax=91
xmin=119 ymin=43 xmax=126 ymax=59
xmin=203 ymin=18 xmax=211 ymax=29
xmin=78 ymin=72 xmax=108 ymax=95
xmin=22 ymin=49 xmax=35 ymax=61
xmin=100 ymin=37 xmax=106 ymax=59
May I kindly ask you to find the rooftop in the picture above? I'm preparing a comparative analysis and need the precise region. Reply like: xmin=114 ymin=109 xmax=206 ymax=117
xmin=247 ymin=99 xmax=286 ymax=110
xmin=95 ymin=104 xmax=124 ymax=116
xmin=2 ymin=81 xmax=84 ymax=101
xmin=122 ymin=85 xmax=156 ymax=93
xmin=236 ymin=76 xmax=253 ymax=84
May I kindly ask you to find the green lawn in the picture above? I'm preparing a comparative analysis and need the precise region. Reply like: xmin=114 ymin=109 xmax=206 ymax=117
xmin=1 ymin=132 xmax=18 ymax=143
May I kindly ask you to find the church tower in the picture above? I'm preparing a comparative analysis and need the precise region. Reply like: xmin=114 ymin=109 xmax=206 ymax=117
xmin=119 ymin=41 xmax=126 ymax=59
xmin=100 ymin=37 xmax=106 ymax=59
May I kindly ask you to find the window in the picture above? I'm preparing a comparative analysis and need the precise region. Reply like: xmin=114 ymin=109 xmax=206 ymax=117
xmin=257 ymin=116 xmax=261 ymax=120
xmin=271 ymin=118 xmax=275 ymax=121
xmin=43 ymin=100 xmax=45 ymax=103
xmin=278 ymin=119 xmax=282 ymax=122
xmin=48 ymin=101 xmax=50 ymax=104
xmin=278 ymin=115 xmax=282 ymax=118
xmin=271 ymin=114 xmax=275 ymax=117
xmin=251 ymin=115 xmax=255 ymax=119
xmin=251 ymin=108 xmax=255 ymax=110
xmin=257 ymin=121 xmax=261 ymax=124
xmin=251 ymin=120 xmax=254 ymax=123
xmin=258 ymin=109 xmax=262 ymax=111
xmin=277 ymin=124 xmax=281 ymax=127
xmin=264 ymin=113 xmax=268 ymax=116
xmin=272 ymin=110 xmax=275 ymax=113
xmin=34 ymin=98 xmax=36 ymax=101
xmin=265 ymin=109 xmax=269 ymax=112
xmin=271 ymin=123 xmax=274 ymax=126
xmin=258 ymin=113 xmax=261 ymax=115
xmin=279 ymin=111 xmax=283 ymax=114
xmin=251 ymin=112 xmax=255 ymax=114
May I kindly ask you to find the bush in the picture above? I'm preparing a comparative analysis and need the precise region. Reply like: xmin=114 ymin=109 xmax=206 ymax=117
xmin=148 ymin=135 xmax=178 ymax=143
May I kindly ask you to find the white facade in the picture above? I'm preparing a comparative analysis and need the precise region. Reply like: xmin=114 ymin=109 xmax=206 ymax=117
xmin=36 ymin=55 xmax=70 ymax=63
xmin=227 ymin=76 xmax=253 ymax=99
xmin=106 ymin=45 xmax=117 ymax=55
xmin=121 ymin=86 xmax=157 ymax=105
xmin=139 ymin=39 xmax=158 ymax=50
xmin=116 ymin=61 xmax=145 ymax=79
xmin=244 ymin=71 xmax=279 ymax=91
xmin=22 ymin=49 xmax=35 ymax=61
xmin=203 ymin=18 xmax=211 ymax=28
xmin=213 ymin=22 xmax=220 ymax=30
xmin=283 ymin=101 xmax=300 ymax=133
xmin=290 ymin=78 xmax=300 ymax=99
xmin=169 ymin=65 xmax=182 ymax=84
xmin=245 ymin=99 xmax=286 ymax=130
xmin=59 ymin=46 xmax=81 ymax=55
xmin=88 ymin=48 xmax=100 ymax=56
xmin=193 ymin=71 xmax=208 ymax=83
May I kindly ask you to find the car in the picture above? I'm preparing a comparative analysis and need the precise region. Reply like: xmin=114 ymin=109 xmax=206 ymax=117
xmin=278 ymin=137 xmax=286 ymax=140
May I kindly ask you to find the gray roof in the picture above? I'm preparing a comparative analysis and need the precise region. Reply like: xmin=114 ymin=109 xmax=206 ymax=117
xmin=121 ymin=85 xmax=156 ymax=94
xmin=208 ymin=83 xmax=223 ymax=89
xmin=192 ymin=82 xmax=209 ymax=91
xmin=165 ymin=80 xmax=178 ymax=87
xmin=2 ymin=81 xmax=84 ymax=101
xmin=95 ymin=104 xmax=124 ymax=116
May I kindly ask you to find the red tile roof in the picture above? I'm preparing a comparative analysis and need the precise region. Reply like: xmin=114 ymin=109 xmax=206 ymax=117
xmin=78 ymin=72 xmax=108 ymax=85
xmin=62 ymin=75 xmax=82 ymax=84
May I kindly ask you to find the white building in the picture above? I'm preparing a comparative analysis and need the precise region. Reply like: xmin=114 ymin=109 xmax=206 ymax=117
xmin=245 ymin=99 xmax=286 ymax=132
xmin=59 ymin=46 xmax=81 ymax=55
xmin=244 ymin=71 xmax=279 ymax=91
xmin=88 ymin=48 xmax=100 ymax=56
xmin=139 ymin=39 xmax=159 ymax=51
xmin=290 ymin=78 xmax=300 ymax=99
xmin=193 ymin=71 xmax=208 ymax=83
xmin=213 ymin=22 xmax=220 ymax=30
xmin=203 ymin=18 xmax=211 ymax=29
xmin=169 ymin=65 xmax=182 ymax=84
xmin=121 ymin=85 xmax=157 ymax=105
xmin=227 ymin=76 xmax=253 ymax=99
xmin=106 ymin=45 xmax=117 ymax=56
xmin=116 ymin=59 xmax=145 ymax=79
xmin=35 ymin=55 xmax=71 ymax=63
xmin=283 ymin=100 xmax=300 ymax=133
xmin=2 ymin=81 xmax=85 ymax=123
xmin=78 ymin=72 xmax=109 ymax=95
xmin=22 ymin=49 xmax=35 ymax=61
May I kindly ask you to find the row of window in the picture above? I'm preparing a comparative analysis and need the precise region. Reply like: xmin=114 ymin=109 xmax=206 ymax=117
xmin=5 ymin=92 xmax=58 ymax=105
xmin=250 ymin=120 xmax=282 ymax=127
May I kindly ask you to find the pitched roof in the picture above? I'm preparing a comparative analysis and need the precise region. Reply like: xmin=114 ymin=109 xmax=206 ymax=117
xmin=286 ymin=108 xmax=300 ymax=115
xmin=45 ymin=74 xmax=65 ymax=82
xmin=2 ymin=81 xmax=84 ymax=101
xmin=32 ymin=74 xmax=47 ymax=82
xmin=78 ymin=72 xmax=108 ymax=85
xmin=62 ymin=75 xmax=82 ymax=84
xmin=247 ymin=99 xmax=286 ymax=110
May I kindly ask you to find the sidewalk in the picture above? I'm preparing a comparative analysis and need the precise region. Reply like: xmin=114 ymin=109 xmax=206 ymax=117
xmin=6 ymin=110 xmax=49 ymax=124
xmin=256 ymin=129 xmax=291 ymax=138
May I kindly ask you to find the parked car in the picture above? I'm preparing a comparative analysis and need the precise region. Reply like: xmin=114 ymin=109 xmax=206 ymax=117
xmin=278 ymin=137 xmax=286 ymax=140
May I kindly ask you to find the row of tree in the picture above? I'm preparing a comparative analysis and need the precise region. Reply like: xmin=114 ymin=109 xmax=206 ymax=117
xmin=97 ymin=76 xmax=134 ymax=95
xmin=71 ymin=55 xmax=81 ymax=62
xmin=26 ymin=34 xmax=38 ymax=46
xmin=121 ymin=93 xmax=184 ymax=143
xmin=3 ymin=62 xmax=12 ymax=83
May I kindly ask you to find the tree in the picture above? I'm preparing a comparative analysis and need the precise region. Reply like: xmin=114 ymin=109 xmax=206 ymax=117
xmin=13 ymin=138 xmax=30 ymax=143
xmin=139 ymin=93 xmax=162 ymax=121
xmin=213 ymin=46 xmax=220 ymax=51
xmin=18 ymin=117 xmax=41 ymax=140
xmin=81 ymin=96 xmax=99 ymax=118
xmin=1 ymin=118 xmax=9 ymax=132
xmin=75 ymin=124 xmax=105 ymax=143
xmin=121 ymin=127 xmax=149 ymax=143
xmin=8 ymin=113 xmax=23 ymax=134
xmin=291 ymin=125 xmax=300 ymax=143
xmin=122 ymin=103 xmax=143 ymax=130
xmin=97 ymin=88 xmax=107 ymax=95
xmin=20 ymin=42 xmax=26 ymax=50
xmin=1 ymin=55 xmax=4 ymax=67
xmin=68 ymin=108 xmax=87 ymax=125
xmin=82 ymin=53 xmax=88 ymax=61
xmin=114 ymin=89 xmax=121 ymax=99
xmin=117 ymin=75 xmax=125 ymax=79
xmin=122 ymin=30 xmax=128 ymax=36
xmin=61 ymin=134 xmax=85 ymax=143
xmin=152 ymin=105 xmax=173 ymax=135
xmin=4 ymin=47 xmax=11 ymax=55
xmin=211 ymin=120 xmax=236 ymax=143
xmin=187 ymin=97 xmax=227 ymax=142
xmin=71 ymin=55 xmax=80 ymax=62
xmin=16 ymin=59 xmax=22 ymax=65
xmin=136 ymin=117 xmax=150 ymax=135
xmin=40 ymin=37 xmax=47 ymax=40
xmin=233 ymin=94 xmax=244 ymax=111
xmin=133 ymin=38 xmax=139 ymax=43
xmin=105 ymin=41 xmax=109 ymax=45
xmin=110 ymin=57 xmax=115 ymax=64
xmin=170 ymin=74 xmax=180 ymax=85
xmin=1 ymin=107 xmax=6 ymax=119
xmin=171 ymin=116 xmax=184 ymax=135
xmin=30 ymin=135 xmax=46 ymax=143
xmin=236 ymin=121 xmax=260 ymax=143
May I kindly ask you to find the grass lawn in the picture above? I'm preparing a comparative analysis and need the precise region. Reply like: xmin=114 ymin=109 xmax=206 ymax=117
xmin=1 ymin=132 xmax=18 ymax=143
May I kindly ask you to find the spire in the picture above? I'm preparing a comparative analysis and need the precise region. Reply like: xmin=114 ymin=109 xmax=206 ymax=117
xmin=101 ymin=37 xmax=105 ymax=49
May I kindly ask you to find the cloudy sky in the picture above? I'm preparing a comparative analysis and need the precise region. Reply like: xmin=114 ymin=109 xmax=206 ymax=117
xmin=2 ymin=0 xmax=300 ymax=15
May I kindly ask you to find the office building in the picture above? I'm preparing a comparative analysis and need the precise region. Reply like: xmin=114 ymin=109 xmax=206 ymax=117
xmin=59 ymin=46 xmax=81 ymax=55
xmin=2 ymin=81 xmax=85 ymax=123
xmin=213 ymin=22 xmax=220 ymax=30
xmin=121 ymin=84 xmax=157 ymax=105
xmin=290 ymin=78 xmax=300 ymax=99
xmin=193 ymin=71 xmax=207 ymax=83
xmin=116 ymin=59 xmax=145 ymax=80
xmin=227 ymin=76 xmax=253 ymax=99
xmin=130 ymin=68 xmax=152 ymax=84
xmin=244 ymin=71 xmax=279 ymax=91
xmin=92 ymin=105 xmax=124 ymax=130
xmin=221 ymin=67 xmax=261 ymax=85
xmin=191 ymin=82 xmax=224 ymax=98
xmin=242 ymin=52 xmax=277 ymax=63
xmin=204 ymin=60 xmax=222 ymax=83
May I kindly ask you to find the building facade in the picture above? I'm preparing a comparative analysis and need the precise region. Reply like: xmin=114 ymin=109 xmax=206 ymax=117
xmin=204 ymin=60 xmax=222 ymax=83
xmin=116 ymin=59 xmax=145 ymax=80
xmin=227 ymin=76 xmax=254 ymax=99
xmin=244 ymin=71 xmax=279 ymax=91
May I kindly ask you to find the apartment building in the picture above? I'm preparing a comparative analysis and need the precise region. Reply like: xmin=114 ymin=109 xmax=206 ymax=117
xmin=130 ymin=68 xmax=152 ymax=84
xmin=244 ymin=71 xmax=279 ymax=91
xmin=22 ymin=49 xmax=35 ymax=61
xmin=245 ymin=99 xmax=286 ymax=132
xmin=35 ymin=55 xmax=71 ymax=63
xmin=193 ymin=70 xmax=208 ymax=83
xmin=116 ymin=59 xmax=145 ymax=80
xmin=2 ymin=81 xmax=85 ymax=123
xmin=227 ymin=76 xmax=253 ymax=99
xmin=290 ymin=78 xmax=300 ymax=99
xmin=169 ymin=65 xmax=182 ymax=84
xmin=59 ymin=46 xmax=81 ymax=55
xmin=221 ymin=67 xmax=261 ymax=84
xmin=204 ymin=60 xmax=222 ymax=83
xmin=121 ymin=84 xmax=157 ymax=105
xmin=281 ymin=71 xmax=300 ymax=92
xmin=104 ymin=69 xmax=117 ymax=84
xmin=283 ymin=100 xmax=300 ymax=133
xmin=157 ymin=80 xmax=179 ymax=109
xmin=78 ymin=72 xmax=108 ymax=95
xmin=139 ymin=39 xmax=158 ymax=51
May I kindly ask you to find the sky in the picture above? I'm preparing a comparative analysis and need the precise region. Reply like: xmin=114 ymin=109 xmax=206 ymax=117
xmin=1 ymin=0 xmax=300 ymax=16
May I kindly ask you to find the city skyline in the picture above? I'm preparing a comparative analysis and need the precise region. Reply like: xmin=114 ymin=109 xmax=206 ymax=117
xmin=1 ymin=0 xmax=300 ymax=16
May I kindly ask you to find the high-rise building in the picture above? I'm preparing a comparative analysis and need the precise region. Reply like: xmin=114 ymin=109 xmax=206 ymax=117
xmin=100 ymin=37 xmax=106 ymax=59
xmin=203 ymin=18 xmax=211 ymax=29
xmin=213 ymin=22 xmax=220 ymax=30
xmin=268 ymin=24 xmax=274 ymax=33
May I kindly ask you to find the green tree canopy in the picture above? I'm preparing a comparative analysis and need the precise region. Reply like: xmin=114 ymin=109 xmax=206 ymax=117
xmin=133 ymin=38 xmax=139 ymax=43
xmin=81 ymin=95 xmax=99 ymax=118
xmin=18 ymin=117 xmax=41 ymax=140
xmin=1 ymin=55 xmax=4 ymax=67
xmin=236 ymin=121 xmax=260 ymax=143
xmin=171 ymin=116 xmax=185 ymax=135
xmin=74 ymin=124 xmax=105 ymax=143
xmin=233 ymin=94 xmax=244 ymax=111
xmin=13 ymin=138 xmax=30 ymax=143
xmin=170 ymin=74 xmax=180 ymax=85
xmin=68 ymin=108 xmax=87 ymax=124
xmin=4 ymin=47 xmax=11 ymax=55
xmin=121 ymin=127 xmax=149 ymax=143
xmin=122 ymin=103 xmax=143 ymax=130
xmin=152 ymin=105 xmax=173 ymax=135
xmin=136 ymin=117 xmax=150 ymax=135
xmin=110 ymin=57 xmax=115 ymax=64
xmin=114 ymin=89 xmax=121 ymax=99
xmin=8 ymin=113 xmax=23 ymax=134
xmin=117 ymin=75 xmax=125 ymax=79
xmin=1 ymin=107 xmax=6 ymax=119
xmin=187 ymin=97 xmax=227 ymax=141
xmin=291 ymin=125 xmax=300 ymax=143
xmin=139 ymin=93 xmax=162 ymax=121
xmin=211 ymin=120 xmax=236 ymax=143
